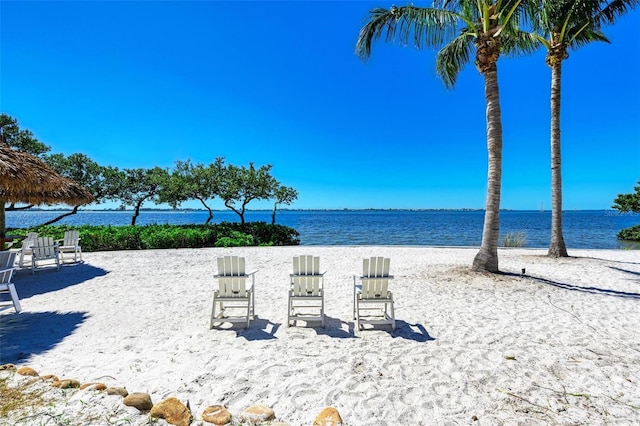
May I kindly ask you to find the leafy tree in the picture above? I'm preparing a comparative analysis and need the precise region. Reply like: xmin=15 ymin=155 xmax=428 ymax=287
xmin=114 ymin=167 xmax=170 ymax=225
xmin=271 ymin=185 xmax=298 ymax=224
xmin=0 ymin=114 xmax=51 ymax=157
xmin=39 ymin=153 xmax=114 ymax=225
xmin=160 ymin=158 xmax=224 ymax=224
xmin=527 ymin=0 xmax=639 ymax=258
xmin=612 ymin=180 xmax=640 ymax=213
xmin=218 ymin=162 xmax=279 ymax=224
xmin=355 ymin=1 xmax=536 ymax=272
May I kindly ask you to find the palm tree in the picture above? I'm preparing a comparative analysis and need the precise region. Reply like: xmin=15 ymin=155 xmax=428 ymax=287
xmin=356 ymin=1 xmax=536 ymax=272
xmin=528 ymin=0 xmax=638 ymax=258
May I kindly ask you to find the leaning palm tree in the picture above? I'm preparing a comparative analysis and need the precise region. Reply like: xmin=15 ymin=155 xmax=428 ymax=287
xmin=356 ymin=1 xmax=536 ymax=272
xmin=528 ymin=0 xmax=638 ymax=258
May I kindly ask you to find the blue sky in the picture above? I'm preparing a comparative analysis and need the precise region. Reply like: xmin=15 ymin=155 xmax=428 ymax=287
xmin=1 ymin=1 xmax=639 ymax=210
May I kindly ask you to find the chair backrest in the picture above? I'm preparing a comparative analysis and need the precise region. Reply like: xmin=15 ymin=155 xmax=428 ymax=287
xmin=62 ymin=230 xmax=80 ymax=246
xmin=0 ymin=251 xmax=17 ymax=269
xmin=361 ymin=257 xmax=391 ymax=299
xmin=33 ymin=237 xmax=58 ymax=260
xmin=0 ymin=267 xmax=14 ymax=286
xmin=21 ymin=232 xmax=38 ymax=252
xmin=291 ymin=255 xmax=322 ymax=297
xmin=216 ymin=256 xmax=247 ymax=298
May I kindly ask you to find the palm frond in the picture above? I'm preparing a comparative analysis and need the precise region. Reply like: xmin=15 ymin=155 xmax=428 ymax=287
xmin=435 ymin=31 xmax=475 ymax=88
xmin=355 ymin=5 xmax=461 ymax=60
xmin=501 ymin=30 xmax=541 ymax=56
xmin=596 ymin=0 xmax=640 ymax=26
xmin=569 ymin=29 xmax=610 ymax=50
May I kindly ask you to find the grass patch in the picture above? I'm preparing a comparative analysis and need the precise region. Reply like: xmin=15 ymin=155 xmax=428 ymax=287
xmin=501 ymin=231 xmax=527 ymax=247
xmin=0 ymin=375 xmax=48 ymax=417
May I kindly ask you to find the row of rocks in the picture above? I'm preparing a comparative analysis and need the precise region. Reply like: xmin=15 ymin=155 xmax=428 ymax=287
xmin=1 ymin=364 xmax=344 ymax=425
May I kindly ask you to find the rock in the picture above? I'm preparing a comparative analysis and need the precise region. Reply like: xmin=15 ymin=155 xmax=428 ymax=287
xmin=313 ymin=407 xmax=343 ymax=426
xmin=106 ymin=387 xmax=129 ymax=397
xmin=80 ymin=382 xmax=107 ymax=391
xmin=123 ymin=392 xmax=153 ymax=411
xmin=16 ymin=367 xmax=38 ymax=376
xmin=41 ymin=374 xmax=59 ymax=381
xmin=0 ymin=364 xmax=17 ymax=371
xmin=52 ymin=379 xmax=81 ymax=389
xmin=242 ymin=404 xmax=275 ymax=423
xmin=202 ymin=405 xmax=232 ymax=425
xmin=150 ymin=397 xmax=191 ymax=426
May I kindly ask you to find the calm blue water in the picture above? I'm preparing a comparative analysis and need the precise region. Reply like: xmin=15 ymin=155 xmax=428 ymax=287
xmin=5 ymin=210 xmax=639 ymax=249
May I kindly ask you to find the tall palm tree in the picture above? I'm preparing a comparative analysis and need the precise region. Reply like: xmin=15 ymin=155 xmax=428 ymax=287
xmin=528 ymin=0 xmax=638 ymax=258
xmin=356 ymin=1 xmax=536 ymax=272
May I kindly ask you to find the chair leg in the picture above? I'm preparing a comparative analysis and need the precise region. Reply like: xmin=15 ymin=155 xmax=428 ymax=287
xmin=246 ymin=303 xmax=250 ymax=329
xmin=389 ymin=300 xmax=395 ymax=330
xmin=8 ymin=284 xmax=21 ymax=313
xmin=210 ymin=296 xmax=217 ymax=329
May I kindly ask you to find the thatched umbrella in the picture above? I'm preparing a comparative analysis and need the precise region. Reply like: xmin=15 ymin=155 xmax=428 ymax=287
xmin=0 ymin=141 xmax=94 ymax=248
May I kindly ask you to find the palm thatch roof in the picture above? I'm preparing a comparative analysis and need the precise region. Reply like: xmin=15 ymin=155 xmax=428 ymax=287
xmin=0 ymin=140 xmax=94 ymax=245
xmin=0 ymin=141 xmax=94 ymax=206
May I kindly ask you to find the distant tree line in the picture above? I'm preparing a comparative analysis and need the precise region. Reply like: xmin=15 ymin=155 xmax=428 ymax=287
xmin=0 ymin=114 xmax=298 ymax=226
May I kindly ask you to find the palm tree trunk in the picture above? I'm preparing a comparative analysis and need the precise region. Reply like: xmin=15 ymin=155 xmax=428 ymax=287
xmin=548 ymin=61 xmax=568 ymax=258
xmin=472 ymin=67 xmax=503 ymax=273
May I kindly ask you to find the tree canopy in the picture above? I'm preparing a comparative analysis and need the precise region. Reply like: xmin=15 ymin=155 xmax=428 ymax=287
xmin=2 ymin=114 xmax=298 ymax=226
xmin=612 ymin=180 xmax=640 ymax=213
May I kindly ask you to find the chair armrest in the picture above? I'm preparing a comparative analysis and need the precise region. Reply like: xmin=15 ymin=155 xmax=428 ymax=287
xmin=356 ymin=275 xmax=394 ymax=280
xmin=246 ymin=270 xmax=258 ymax=277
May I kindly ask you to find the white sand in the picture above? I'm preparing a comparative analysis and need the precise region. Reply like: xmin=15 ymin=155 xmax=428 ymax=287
xmin=1 ymin=246 xmax=639 ymax=425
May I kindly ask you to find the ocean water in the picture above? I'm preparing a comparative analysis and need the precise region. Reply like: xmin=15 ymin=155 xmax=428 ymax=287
xmin=5 ymin=209 xmax=639 ymax=249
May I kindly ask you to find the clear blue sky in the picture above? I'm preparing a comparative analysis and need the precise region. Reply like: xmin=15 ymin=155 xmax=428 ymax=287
xmin=1 ymin=1 xmax=639 ymax=210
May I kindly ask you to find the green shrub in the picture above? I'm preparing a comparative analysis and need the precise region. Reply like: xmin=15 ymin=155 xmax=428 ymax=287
xmin=214 ymin=231 xmax=254 ymax=247
xmin=617 ymin=224 xmax=640 ymax=242
xmin=7 ymin=222 xmax=300 ymax=252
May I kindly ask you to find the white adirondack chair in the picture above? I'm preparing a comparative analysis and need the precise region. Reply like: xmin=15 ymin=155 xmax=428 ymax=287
xmin=210 ymin=256 xmax=256 ymax=329
xmin=288 ymin=255 xmax=325 ymax=327
xmin=353 ymin=257 xmax=395 ymax=332
xmin=0 ymin=251 xmax=21 ymax=312
xmin=17 ymin=232 xmax=37 ymax=268
xmin=56 ymin=230 xmax=82 ymax=263
xmin=31 ymin=236 xmax=60 ymax=274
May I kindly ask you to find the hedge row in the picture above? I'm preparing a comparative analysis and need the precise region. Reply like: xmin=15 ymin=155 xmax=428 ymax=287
xmin=8 ymin=222 xmax=300 ymax=251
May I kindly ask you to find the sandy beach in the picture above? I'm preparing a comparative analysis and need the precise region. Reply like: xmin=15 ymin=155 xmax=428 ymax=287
xmin=1 ymin=246 xmax=639 ymax=425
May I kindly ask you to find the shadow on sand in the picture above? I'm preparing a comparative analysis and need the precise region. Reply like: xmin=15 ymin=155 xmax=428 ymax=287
xmin=0 ymin=311 xmax=88 ymax=364
xmin=11 ymin=263 xmax=108 ymax=299
xmin=211 ymin=316 xmax=281 ymax=341
xmin=608 ymin=265 xmax=640 ymax=279
xmin=522 ymin=273 xmax=640 ymax=299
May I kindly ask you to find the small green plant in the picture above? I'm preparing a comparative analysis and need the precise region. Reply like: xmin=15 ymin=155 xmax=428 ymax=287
xmin=501 ymin=231 xmax=527 ymax=247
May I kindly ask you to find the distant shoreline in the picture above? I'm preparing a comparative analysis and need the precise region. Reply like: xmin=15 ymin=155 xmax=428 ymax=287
xmin=8 ymin=208 xmax=624 ymax=213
